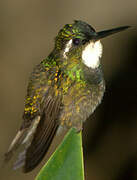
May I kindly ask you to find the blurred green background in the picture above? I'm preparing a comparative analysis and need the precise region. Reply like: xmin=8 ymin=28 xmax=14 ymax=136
xmin=0 ymin=0 xmax=137 ymax=179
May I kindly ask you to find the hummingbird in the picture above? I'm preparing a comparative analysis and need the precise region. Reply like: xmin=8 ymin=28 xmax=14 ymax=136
xmin=5 ymin=20 xmax=129 ymax=173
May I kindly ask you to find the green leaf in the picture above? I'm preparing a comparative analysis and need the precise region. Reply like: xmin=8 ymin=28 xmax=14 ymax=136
xmin=35 ymin=128 xmax=84 ymax=180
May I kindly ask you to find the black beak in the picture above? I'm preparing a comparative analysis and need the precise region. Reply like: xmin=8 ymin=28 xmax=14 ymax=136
xmin=94 ymin=26 xmax=130 ymax=40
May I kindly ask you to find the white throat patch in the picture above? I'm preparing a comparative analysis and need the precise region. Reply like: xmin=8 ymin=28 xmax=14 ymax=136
xmin=82 ymin=40 xmax=103 ymax=68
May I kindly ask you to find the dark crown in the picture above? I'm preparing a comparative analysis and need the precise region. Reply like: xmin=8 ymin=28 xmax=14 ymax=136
xmin=55 ymin=20 xmax=96 ymax=50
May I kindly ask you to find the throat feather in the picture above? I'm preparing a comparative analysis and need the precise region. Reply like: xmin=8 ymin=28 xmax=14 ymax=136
xmin=82 ymin=40 xmax=103 ymax=69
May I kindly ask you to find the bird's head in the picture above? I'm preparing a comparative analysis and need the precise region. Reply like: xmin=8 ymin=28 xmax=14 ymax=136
xmin=55 ymin=20 xmax=129 ymax=69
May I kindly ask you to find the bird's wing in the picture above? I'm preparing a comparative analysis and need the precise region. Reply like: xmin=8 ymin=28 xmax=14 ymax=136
xmin=23 ymin=93 xmax=62 ymax=172
xmin=4 ymin=64 xmax=48 ymax=161
xmin=5 ymin=63 xmax=62 ymax=172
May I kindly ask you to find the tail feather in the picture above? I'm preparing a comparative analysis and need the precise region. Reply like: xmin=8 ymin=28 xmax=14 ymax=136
xmin=13 ymin=150 xmax=26 ymax=170
xmin=4 ymin=116 xmax=40 ymax=165
xmin=4 ymin=129 xmax=27 ymax=162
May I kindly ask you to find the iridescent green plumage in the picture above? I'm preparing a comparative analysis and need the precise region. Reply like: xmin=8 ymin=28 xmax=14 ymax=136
xmin=5 ymin=20 xmax=129 ymax=173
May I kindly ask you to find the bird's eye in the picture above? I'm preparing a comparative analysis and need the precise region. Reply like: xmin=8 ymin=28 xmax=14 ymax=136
xmin=73 ymin=38 xmax=81 ymax=45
